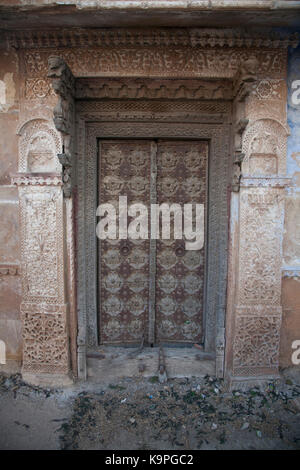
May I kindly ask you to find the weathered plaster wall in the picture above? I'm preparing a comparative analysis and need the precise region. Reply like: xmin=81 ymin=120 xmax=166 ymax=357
xmin=281 ymin=43 xmax=300 ymax=369
xmin=0 ymin=48 xmax=22 ymax=372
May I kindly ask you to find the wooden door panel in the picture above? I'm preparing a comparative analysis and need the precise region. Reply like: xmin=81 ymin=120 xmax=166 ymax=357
xmin=155 ymin=141 xmax=207 ymax=343
xmin=98 ymin=140 xmax=152 ymax=344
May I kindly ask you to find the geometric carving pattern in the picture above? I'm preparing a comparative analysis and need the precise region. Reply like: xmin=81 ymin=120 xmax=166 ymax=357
xmin=233 ymin=315 xmax=282 ymax=377
xmin=98 ymin=141 xmax=151 ymax=344
xmin=252 ymin=79 xmax=283 ymax=100
xmin=25 ymin=78 xmax=56 ymax=100
xmin=98 ymin=139 xmax=207 ymax=344
xmin=22 ymin=310 xmax=69 ymax=374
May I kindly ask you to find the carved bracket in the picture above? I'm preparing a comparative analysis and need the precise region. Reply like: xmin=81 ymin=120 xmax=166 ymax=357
xmin=231 ymin=57 xmax=259 ymax=191
xmin=47 ymin=56 xmax=75 ymax=198
xmin=57 ymin=153 xmax=72 ymax=198
xmin=233 ymin=56 xmax=259 ymax=102
xmin=232 ymin=151 xmax=245 ymax=192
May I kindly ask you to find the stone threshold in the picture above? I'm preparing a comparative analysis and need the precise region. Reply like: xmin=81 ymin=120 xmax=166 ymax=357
xmin=87 ymin=346 xmax=215 ymax=383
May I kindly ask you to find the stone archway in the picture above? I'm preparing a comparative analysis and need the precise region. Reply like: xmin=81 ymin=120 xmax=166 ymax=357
xmin=10 ymin=28 xmax=296 ymax=385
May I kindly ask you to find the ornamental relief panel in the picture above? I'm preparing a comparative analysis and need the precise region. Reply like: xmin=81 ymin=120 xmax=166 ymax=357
xmin=17 ymin=184 xmax=69 ymax=375
xmin=155 ymin=141 xmax=207 ymax=344
xmin=245 ymin=80 xmax=287 ymax=127
xmin=233 ymin=316 xmax=282 ymax=377
xmin=237 ymin=188 xmax=284 ymax=306
xmin=242 ymin=119 xmax=288 ymax=176
xmin=18 ymin=119 xmax=61 ymax=173
xmin=22 ymin=310 xmax=69 ymax=374
xmin=21 ymin=48 xmax=287 ymax=79
xmin=24 ymin=78 xmax=56 ymax=101
xmin=19 ymin=186 xmax=64 ymax=305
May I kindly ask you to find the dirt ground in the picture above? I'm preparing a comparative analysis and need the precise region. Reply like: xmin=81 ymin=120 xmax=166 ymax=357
xmin=0 ymin=373 xmax=300 ymax=450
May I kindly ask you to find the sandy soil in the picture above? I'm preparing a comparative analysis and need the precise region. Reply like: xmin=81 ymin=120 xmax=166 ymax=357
xmin=0 ymin=373 xmax=299 ymax=450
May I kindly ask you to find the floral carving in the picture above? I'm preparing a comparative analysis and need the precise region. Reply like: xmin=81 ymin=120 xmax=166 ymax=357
xmin=22 ymin=311 xmax=69 ymax=374
xmin=25 ymin=78 xmax=55 ymax=100
xmin=233 ymin=316 xmax=281 ymax=376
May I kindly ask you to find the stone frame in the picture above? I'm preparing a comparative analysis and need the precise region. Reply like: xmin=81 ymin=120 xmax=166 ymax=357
xmin=75 ymin=100 xmax=232 ymax=378
xmin=9 ymin=27 xmax=296 ymax=385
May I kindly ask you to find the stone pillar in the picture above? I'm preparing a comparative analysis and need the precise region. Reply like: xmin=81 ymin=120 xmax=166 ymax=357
xmin=10 ymin=55 xmax=77 ymax=386
xmin=227 ymin=65 xmax=290 ymax=384
xmin=12 ymin=161 xmax=72 ymax=386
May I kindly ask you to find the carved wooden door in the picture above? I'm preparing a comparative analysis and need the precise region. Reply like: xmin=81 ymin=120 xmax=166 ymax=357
xmin=98 ymin=140 xmax=207 ymax=345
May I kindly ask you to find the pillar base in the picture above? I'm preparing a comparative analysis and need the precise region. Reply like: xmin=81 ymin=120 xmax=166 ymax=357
xmin=226 ymin=374 xmax=281 ymax=392
xmin=22 ymin=371 xmax=74 ymax=388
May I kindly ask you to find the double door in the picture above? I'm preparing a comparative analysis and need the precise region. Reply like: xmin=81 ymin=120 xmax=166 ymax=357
xmin=98 ymin=139 xmax=207 ymax=345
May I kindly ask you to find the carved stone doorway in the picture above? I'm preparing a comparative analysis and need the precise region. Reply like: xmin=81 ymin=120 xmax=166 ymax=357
xmin=13 ymin=30 xmax=293 ymax=386
xmin=76 ymin=96 xmax=231 ymax=380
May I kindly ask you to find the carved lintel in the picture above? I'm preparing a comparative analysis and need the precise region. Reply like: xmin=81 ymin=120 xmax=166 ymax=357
xmin=48 ymin=56 xmax=75 ymax=198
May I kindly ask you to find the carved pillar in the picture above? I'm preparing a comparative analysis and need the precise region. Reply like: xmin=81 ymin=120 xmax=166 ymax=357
xmin=227 ymin=62 xmax=290 ymax=383
xmin=47 ymin=56 xmax=75 ymax=198
xmin=12 ymin=123 xmax=72 ymax=385
xmin=47 ymin=57 xmax=79 ymax=379
xmin=10 ymin=56 xmax=77 ymax=385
